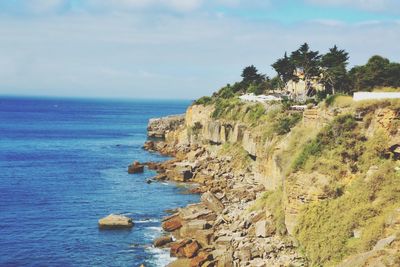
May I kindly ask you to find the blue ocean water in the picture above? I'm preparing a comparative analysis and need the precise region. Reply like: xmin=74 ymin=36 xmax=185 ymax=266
xmin=0 ymin=97 xmax=199 ymax=267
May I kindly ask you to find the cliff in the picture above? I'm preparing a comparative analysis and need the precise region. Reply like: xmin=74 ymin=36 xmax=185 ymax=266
xmin=147 ymin=97 xmax=400 ymax=266
xmin=147 ymin=114 xmax=185 ymax=138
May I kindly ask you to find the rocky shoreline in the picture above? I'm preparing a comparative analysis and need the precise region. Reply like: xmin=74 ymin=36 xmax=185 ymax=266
xmin=143 ymin=115 xmax=307 ymax=267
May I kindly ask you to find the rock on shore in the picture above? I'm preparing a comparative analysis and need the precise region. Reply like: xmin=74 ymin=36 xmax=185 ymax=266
xmin=98 ymin=214 xmax=134 ymax=229
xmin=128 ymin=161 xmax=144 ymax=174
xmin=147 ymin=114 xmax=185 ymax=138
xmin=148 ymin=142 xmax=306 ymax=266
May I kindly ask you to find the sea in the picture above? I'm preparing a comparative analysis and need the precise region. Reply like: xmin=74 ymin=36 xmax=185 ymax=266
xmin=0 ymin=97 xmax=200 ymax=267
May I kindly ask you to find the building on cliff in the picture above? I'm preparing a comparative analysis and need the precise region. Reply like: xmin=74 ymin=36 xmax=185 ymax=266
xmin=285 ymin=69 xmax=325 ymax=101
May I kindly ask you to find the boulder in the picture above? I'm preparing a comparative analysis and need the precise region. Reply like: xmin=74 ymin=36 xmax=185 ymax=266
xmin=98 ymin=214 xmax=133 ymax=229
xmin=166 ymin=167 xmax=193 ymax=182
xmin=193 ymin=230 xmax=213 ymax=247
xmin=144 ymin=161 xmax=160 ymax=170
xmin=170 ymin=239 xmax=192 ymax=257
xmin=242 ymin=131 xmax=257 ymax=157
xmin=201 ymin=191 xmax=224 ymax=213
xmin=190 ymin=250 xmax=213 ymax=267
xmin=128 ymin=161 xmax=144 ymax=174
xmin=373 ymin=235 xmax=396 ymax=250
xmin=255 ymin=220 xmax=267 ymax=237
xmin=153 ymin=235 xmax=173 ymax=247
xmin=162 ymin=215 xmax=183 ymax=232
xmin=237 ymin=247 xmax=252 ymax=262
xmin=179 ymin=204 xmax=214 ymax=221
xmin=183 ymin=240 xmax=201 ymax=258
xmin=143 ymin=141 xmax=155 ymax=151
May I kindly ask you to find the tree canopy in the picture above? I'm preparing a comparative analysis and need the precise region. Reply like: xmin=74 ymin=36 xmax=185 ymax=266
xmin=320 ymin=45 xmax=350 ymax=94
xmin=290 ymin=43 xmax=321 ymax=81
xmin=211 ymin=43 xmax=400 ymax=102
xmin=241 ymin=65 xmax=265 ymax=85
xmin=349 ymin=55 xmax=400 ymax=91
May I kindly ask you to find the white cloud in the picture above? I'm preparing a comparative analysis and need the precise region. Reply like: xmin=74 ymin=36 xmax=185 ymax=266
xmin=0 ymin=7 xmax=399 ymax=99
xmin=84 ymin=0 xmax=204 ymax=13
xmin=2 ymin=0 xmax=399 ymax=99
xmin=25 ymin=0 xmax=66 ymax=13
xmin=305 ymin=0 xmax=400 ymax=13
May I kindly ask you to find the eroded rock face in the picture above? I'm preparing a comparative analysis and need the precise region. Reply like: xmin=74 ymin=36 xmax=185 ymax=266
xmin=147 ymin=104 xmax=308 ymax=266
xmin=146 ymin=102 xmax=400 ymax=266
xmin=147 ymin=114 xmax=185 ymax=138
xmin=242 ymin=130 xmax=258 ymax=157
xmin=98 ymin=214 xmax=133 ymax=229
xmin=284 ymin=171 xmax=330 ymax=235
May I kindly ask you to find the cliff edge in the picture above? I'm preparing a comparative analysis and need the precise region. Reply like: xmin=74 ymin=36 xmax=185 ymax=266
xmin=146 ymin=96 xmax=400 ymax=266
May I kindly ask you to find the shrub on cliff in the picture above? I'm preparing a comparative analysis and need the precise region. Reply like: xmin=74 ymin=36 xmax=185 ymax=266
xmin=273 ymin=112 xmax=302 ymax=135
xmin=244 ymin=103 xmax=266 ymax=124
xmin=212 ymin=97 xmax=242 ymax=119
xmin=291 ymin=114 xmax=359 ymax=174
xmin=194 ymin=96 xmax=212 ymax=106
xmin=295 ymin=161 xmax=399 ymax=266
xmin=291 ymin=107 xmax=399 ymax=266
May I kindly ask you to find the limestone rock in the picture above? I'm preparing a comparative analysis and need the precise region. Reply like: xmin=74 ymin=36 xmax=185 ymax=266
xmin=242 ymin=131 xmax=257 ymax=157
xmin=183 ymin=240 xmax=201 ymax=258
xmin=170 ymin=239 xmax=200 ymax=258
xmin=180 ymin=220 xmax=211 ymax=238
xmin=143 ymin=141 xmax=155 ymax=151
xmin=255 ymin=220 xmax=267 ymax=238
xmin=373 ymin=235 xmax=396 ymax=250
xmin=128 ymin=161 xmax=144 ymax=174
xmin=201 ymin=191 xmax=224 ymax=213
xmin=148 ymin=114 xmax=185 ymax=138
xmin=190 ymin=250 xmax=213 ymax=267
xmin=162 ymin=215 xmax=183 ymax=232
xmin=153 ymin=235 xmax=173 ymax=247
xmin=98 ymin=214 xmax=133 ymax=229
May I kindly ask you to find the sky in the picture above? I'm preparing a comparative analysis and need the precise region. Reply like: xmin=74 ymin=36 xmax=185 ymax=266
xmin=0 ymin=0 xmax=399 ymax=99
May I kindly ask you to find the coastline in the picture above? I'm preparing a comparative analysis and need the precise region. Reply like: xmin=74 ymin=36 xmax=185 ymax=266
xmin=142 ymin=113 xmax=307 ymax=267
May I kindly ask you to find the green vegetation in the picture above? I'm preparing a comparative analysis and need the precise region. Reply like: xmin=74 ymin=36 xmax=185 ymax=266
xmin=273 ymin=112 xmax=302 ymax=135
xmin=189 ymin=43 xmax=400 ymax=266
xmin=248 ymin=188 xmax=287 ymax=236
xmin=264 ymin=188 xmax=287 ymax=235
xmin=194 ymin=96 xmax=212 ymax=105
xmin=286 ymin=103 xmax=400 ymax=265
xmin=295 ymin=161 xmax=400 ymax=266
xmin=218 ymin=142 xmax=251 ymax=171
xmin=193 ymin=42 xmax=400 ymax=110
xmin=187 ymin=121 xmax=203 ymax=139
xmin=272 ymin=43 xmax=400 ymax=96
xmin=211 ymin=97 xmax=242 ymax=119
xmin=291 ymin=114 xmax=359 ymax=175
xmin=350 ymin=55 xmax=400 ymax=92
xmin=211 ymin=96 xmax=270 ymax=126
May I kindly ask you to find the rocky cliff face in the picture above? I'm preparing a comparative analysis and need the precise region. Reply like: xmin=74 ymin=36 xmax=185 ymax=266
xmin=147 ymin=114 xmax=185 ymax=138
xmin=146 ymin=101 xmax=400 ymax=266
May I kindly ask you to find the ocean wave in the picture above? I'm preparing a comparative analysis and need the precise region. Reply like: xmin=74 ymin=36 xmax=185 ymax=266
xmin=134 ymin=218 xmax=160 ymax=223
xmin=145 ymin=247 xmax=175 ymax=267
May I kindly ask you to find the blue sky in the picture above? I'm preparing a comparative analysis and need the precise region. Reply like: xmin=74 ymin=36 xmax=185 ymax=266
xmin=0 ymin=0 xmax=399 ymax=99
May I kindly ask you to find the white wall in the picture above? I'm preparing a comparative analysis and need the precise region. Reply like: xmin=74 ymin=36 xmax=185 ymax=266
xmin=353 ymin=92 xmax=400 ymax=101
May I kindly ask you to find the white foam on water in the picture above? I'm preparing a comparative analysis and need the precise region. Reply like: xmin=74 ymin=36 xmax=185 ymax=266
xmin=146 ymin=247 xmax=176 ymax=267
xmin=134 ymin=218 xmax=160 ymax=224
xmin=143 ymin=226 xmax=164 ymax=243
